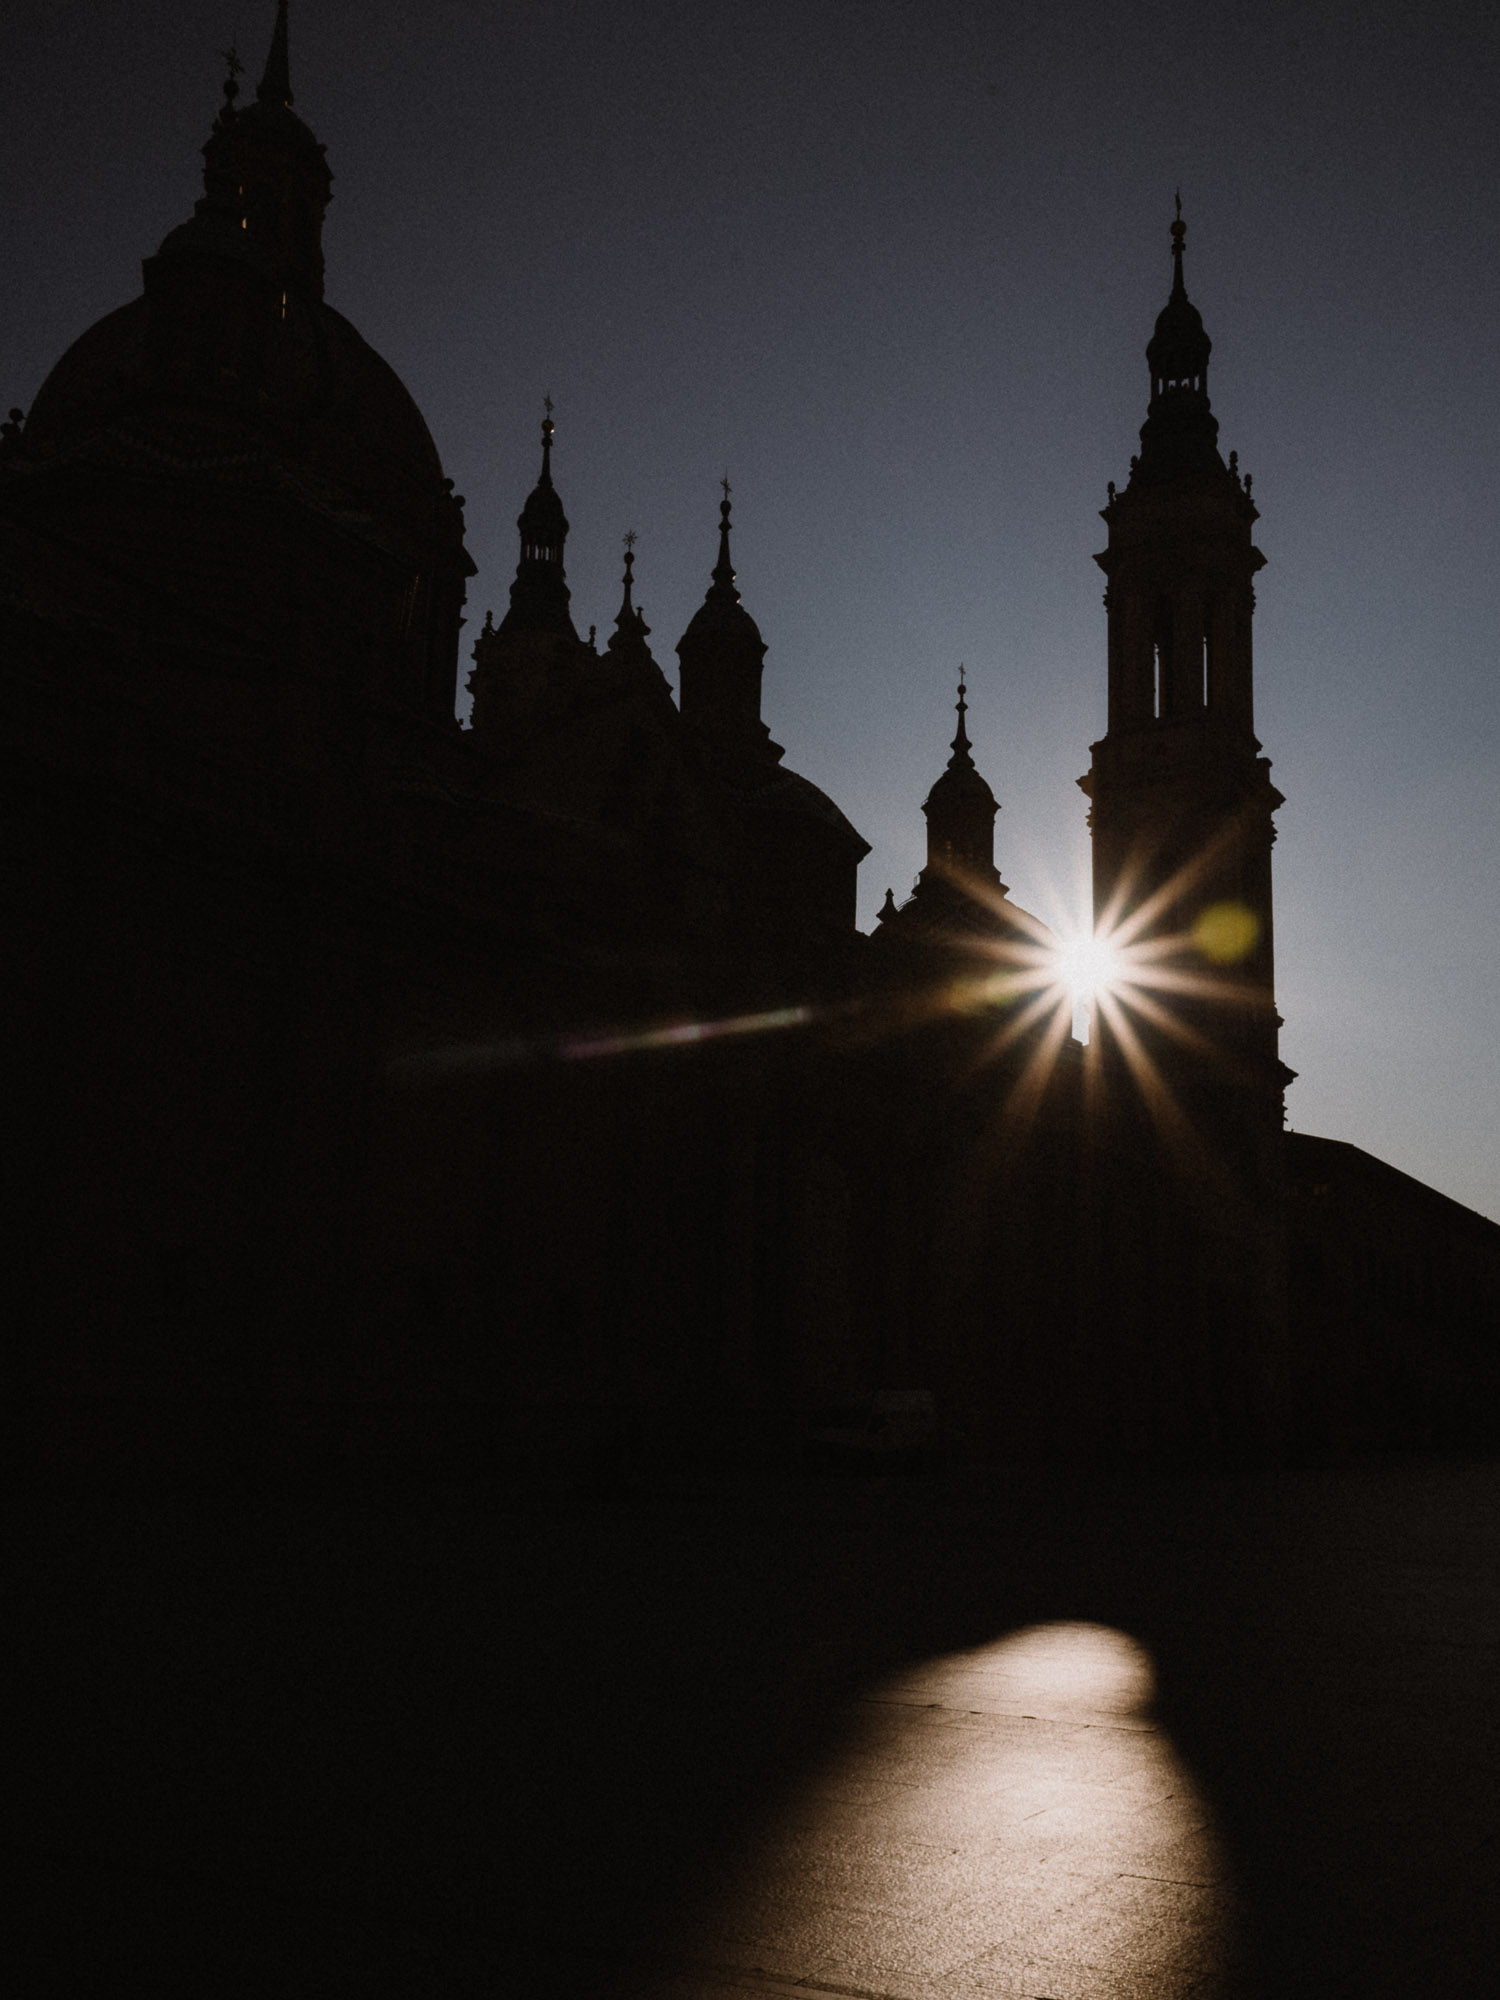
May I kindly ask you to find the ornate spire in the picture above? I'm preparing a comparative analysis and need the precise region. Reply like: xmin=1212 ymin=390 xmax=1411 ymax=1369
xmin=539 ymin=394 xmax=555 ymax=485
xmin=499 ymin=400 xmax=576 ymax=637
xmin=949 ymin=665 xmax=975 ymax=770
xmin=681 ymin=478 xmax=764 ymax=645
xmin=921 ymin=669 xmax=1001 ymax=887
xmin=605 ymin=528 xmax=654 ymax=665
xmin=517 ymin=399 xmax=565 ymax=549
xmin=220 ymin=42 xmax=244 ymax=116
xmin=258 ymin=0 xmax=293 ymax=109
xmin=676 ymin=479 xmax=773 ymax=750
xmin=712 ymin=474 xmax=735 ymax=592
xmin=620 ymin=528 xmax=637 ymax=610
xmin=1136 ymin=199 xmax=1222 ymax=482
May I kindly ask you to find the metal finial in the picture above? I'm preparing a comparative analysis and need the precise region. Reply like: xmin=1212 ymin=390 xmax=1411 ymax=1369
xmin=622 ymin=528 xmax=637 ymax=552
xmin=950 ymin=667 xmax=973 ymax=763
xmin=221 ymin=43 xmax=243 ymax=106
xmin=710 ymin=477 xmax=736 ymax=593
xmin=543 ymin=392 xmax=554 ymax=420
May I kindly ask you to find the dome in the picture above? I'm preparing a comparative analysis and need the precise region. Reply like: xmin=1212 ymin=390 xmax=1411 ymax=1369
xmin=681 ymin=584 xmax=764 ymax=647
xmin=742 ymin=763 xmax=870 ymax=856
xmin=1146 ymin=282 xmax=1211 ymax=388
xmin=923 ymin=754 xmax=997 ymax=818
xmin=16 ymin=0 xmax=452 ymax=542
xmin=21 ymin=289 xmax=450 ymax=542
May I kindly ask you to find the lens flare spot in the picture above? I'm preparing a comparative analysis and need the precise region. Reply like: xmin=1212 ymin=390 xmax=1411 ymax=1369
xmin=1053 ymin=933 xmax=1124 ymax=1003
xmin=1193 ymin=901 xmax=1260 ymax=964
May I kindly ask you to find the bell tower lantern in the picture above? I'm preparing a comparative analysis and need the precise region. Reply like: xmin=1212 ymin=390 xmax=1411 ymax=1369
xmin=1080 ymin=205 xmax=1289 ymax=1150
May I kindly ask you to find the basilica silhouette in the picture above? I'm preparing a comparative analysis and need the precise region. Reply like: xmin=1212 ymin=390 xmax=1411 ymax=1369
xmin=3 ymin=4 xmax=1496 ymax=1481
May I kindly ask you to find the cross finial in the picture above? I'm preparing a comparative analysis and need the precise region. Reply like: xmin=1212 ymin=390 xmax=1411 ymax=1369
xmin=721 ymin=472 xmax=732 ymax=504
xmin=543 ymin=392 xmax=554 ymax=419
xmin=1175 ymin=188 xmax=1182 ymax=222
xmin=623 ymin=528 xmax=637 ymax=552
xmin=958 ymin=662 xmax=966 ymax=688
xmin=221 ymin=41 xmax=243 ymax=106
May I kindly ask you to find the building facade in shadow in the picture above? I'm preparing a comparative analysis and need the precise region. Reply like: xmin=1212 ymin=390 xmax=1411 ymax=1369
xmin=2 ymin=9 xmax=1496 ymax=1480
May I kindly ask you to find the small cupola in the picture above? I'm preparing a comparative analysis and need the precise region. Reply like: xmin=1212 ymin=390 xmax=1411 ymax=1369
xmin=1135 ymin=199 xmax=1223 ymax=481
xmin=921 ymin=671 xmax=1001 ymax=888
xmin=499 ymin=401 xmax=577 ymax=638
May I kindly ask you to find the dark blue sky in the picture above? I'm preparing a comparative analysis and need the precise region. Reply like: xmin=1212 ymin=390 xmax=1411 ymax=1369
xmin=6 ymin=0 xmax=1499 ymax=1218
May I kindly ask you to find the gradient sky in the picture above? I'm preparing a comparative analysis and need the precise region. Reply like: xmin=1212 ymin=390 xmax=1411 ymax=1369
xmin=5 ymin=0 xmax=1499 ymax=1220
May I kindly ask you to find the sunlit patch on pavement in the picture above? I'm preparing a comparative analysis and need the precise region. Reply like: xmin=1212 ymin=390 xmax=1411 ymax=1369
xmin=670 ymin=1622 xmax=1236 ymax=1999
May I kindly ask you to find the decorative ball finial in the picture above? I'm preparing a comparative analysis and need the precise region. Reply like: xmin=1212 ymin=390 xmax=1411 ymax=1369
xmin=949 ymin=665 xmax=974 ymax=764
xmin=221 ymin=43 xmax=243 ymax=108
xmin=1170 ymin=197 xmax=1187 ymax=285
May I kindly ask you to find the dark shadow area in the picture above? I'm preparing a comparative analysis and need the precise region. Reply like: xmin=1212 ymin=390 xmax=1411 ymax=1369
xmin=5 ymin=1455 xmax=1499 ymax=1996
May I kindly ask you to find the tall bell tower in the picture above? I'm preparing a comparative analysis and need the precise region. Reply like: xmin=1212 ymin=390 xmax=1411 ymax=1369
xmin=1080 ymin=204 xmax=1289 ymax=1161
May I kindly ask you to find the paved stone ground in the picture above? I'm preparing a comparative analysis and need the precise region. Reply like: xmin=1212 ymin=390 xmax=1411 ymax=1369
xmin=4 ymin=1457 xmax=1500 ymax=1997
xmin=654 ymin=1624 xmax=1232 ymax=1999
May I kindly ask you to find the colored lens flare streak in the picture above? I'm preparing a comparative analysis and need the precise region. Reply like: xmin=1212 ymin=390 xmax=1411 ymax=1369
xmin=561 ymin=1005 xmax=811 ymax=1061
xmin=393 ymin=1004 xmax=814 ymax=1076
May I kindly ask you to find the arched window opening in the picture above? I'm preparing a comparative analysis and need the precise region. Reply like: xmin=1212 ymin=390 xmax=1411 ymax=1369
xmin=1151 ymin=597 xmax=1172 ymax=719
